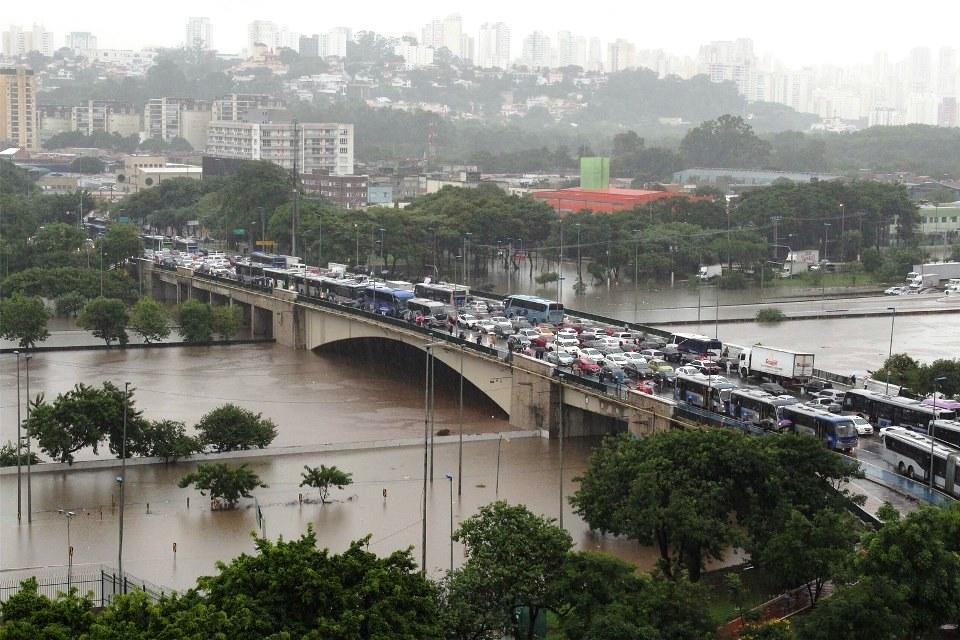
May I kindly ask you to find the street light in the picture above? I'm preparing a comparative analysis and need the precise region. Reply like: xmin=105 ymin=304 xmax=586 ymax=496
xmin=57 ymin=510 xmax=76 ymax=589
xmin=118 ymin=381 xmax=129 ymax=587
xmin=885 ymin=307 xmax=896 ymax=395
xmin=839 ymin=203 xmax=846 ymax=262
xmin=458 ymin=347 xmax=464 ymax=497
xmin=495 ymin=434 xmax=510 ymax=496
xmin=558 ymin=373 xmax=565 ymax=529
xmin=444 ymin=473 xmax=454 ymax=573
xmin=24 ymin=353 xmax=32 ymax=523
xmin=14 ymin=351 xmax=22 ymax=523
xmin=632 ymin=229 xmax=641 ymax=320
xmin=379 ymin=227 xmax=385 ymax=263
xmin=354 ymin=224 xmax=359 ymax=267
xmin=421 ymin=342 xmax=445 ymax=574
xmin=576 ymin=223 xmax=582 ymax=285
xmin=929 ymin=376 xmax=947 ymax=489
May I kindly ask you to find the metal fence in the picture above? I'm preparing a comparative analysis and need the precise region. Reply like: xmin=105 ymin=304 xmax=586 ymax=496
xmin=0 ymin=566 xmax=173 ymax=607
xmin=857 ymin=457 xmax=956 ymax=506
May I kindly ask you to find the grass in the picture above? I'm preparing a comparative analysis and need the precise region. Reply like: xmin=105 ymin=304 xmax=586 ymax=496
xmin=701 ymin=563 xmax=785 ymax=625
xmin=756 ymin=308 xmax=786 ymax=323
xmin=773 ymin=270 xmax=881 ymax=288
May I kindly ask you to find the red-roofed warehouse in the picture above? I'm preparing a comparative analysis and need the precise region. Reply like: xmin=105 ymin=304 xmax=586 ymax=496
xmin=532 ymin=187 xmax=694 ymax=214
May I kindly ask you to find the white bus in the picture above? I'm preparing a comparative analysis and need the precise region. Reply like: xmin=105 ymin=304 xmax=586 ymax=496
xmin=879 ymin=427 xmax=960 ymax=496
xmin=930 ymin=419 xmax=960 ymax=450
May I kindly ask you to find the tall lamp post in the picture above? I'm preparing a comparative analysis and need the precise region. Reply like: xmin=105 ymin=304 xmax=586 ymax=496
xmin=58 ymin=510 xmax=76 ymax=588
xmin=576 ymin=223 xmax=582 ymax=286
xmin=117 ymin=381 xmax=129 ymax=588
xmin=929 ymin=376 xmax=947 ymax=489
xmin=25 ymin=353 xmax=32 ymax=522
xmin=885 ymin=307 xmax=896 ymax=394
xmin=421 ymin=342 xmax=444 ymax=574
xmin=839 ymin=203 xmax=846 ymax=262
xmin=558 ymin=374 xmax=565 ymax=529
xmin=632 ymin=229 xmax=641 ymax=321
xmin=14 ymin=351 xmax=22 ymax=523
xmin=444 ymin=473 xmax=454 ymax=572
xmin=354 ymin=224 xmax=359 ymax=267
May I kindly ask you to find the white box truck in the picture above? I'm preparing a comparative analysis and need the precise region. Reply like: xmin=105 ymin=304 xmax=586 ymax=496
xmin=780 ymin=250 xmax=819 ymax=278
xmin=738 ymin=345 xmax=815 ymax=383
xmin=697 ymin=264 xmax=723 ymax=281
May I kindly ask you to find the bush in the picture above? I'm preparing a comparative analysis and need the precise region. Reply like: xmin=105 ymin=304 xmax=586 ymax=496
xmin=535 ymin=271 xmax=559 ymax=285
xmin=195 ymin=404 xmax=278 ymax=452
xmin=719 ymin=272 xmax=748 ymax=290
xmin=178 ymin=300 xmax=213 ymax=343
xmin=756 ymin=308 xmax=786 ymax=323
xmin=178 ymin=463 xmax=266 ymax=509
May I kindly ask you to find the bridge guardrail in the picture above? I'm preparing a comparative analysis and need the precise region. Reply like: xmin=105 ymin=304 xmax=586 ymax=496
xmin=856 ymin=457 xmax=955 ymax=506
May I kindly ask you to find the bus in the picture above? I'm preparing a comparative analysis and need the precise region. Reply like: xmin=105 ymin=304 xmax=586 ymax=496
xmin=406 ymin=298 xmax=448 ymax=326
xmin=142 ymin=235 xmax=172 ymax=253
xmin=842 ymin=389 xmax=956 ymax=430
xmin=414 ymin=282 xmax=469 ymax=307
xmin=174 ymin=237 xmax=199 ymax=254
xmin=780 ymin=404 xmax=859 ymax=452
xmin=879 ymin=427 xmax=960 ymax=496
xmin=674 ymin=374 xmax=736 ymax=414
xmin=250 ymin=251 xmax=287 ymax=268
xmin=728 ymin=388 xmax=799 ymax=428
xmin=236 ymin=262 xmax=268 ymax=286
xmin=503 ymin=295 xmax=564 ymax=325
xmin=326 ymin=279 xmax=367 ymax=306
xmin=363 ymin=284 xmax=414 ymax=316
xmin=930 ymin=420 xmax=960 ymax=449
xmin=669 ymin=332 xmax=723 ymax=359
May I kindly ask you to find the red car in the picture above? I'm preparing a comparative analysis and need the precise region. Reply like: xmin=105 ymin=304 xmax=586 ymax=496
xmin=575 ymin=356 xmax=601 ymax=374
xmin=632 ymin=380 xmax=656 ymax=395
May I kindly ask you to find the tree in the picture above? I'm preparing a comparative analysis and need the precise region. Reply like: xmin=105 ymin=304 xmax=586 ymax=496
xmin=128 ymin=298 xmax=170 ymax=343
xmin=453 ymin=501 xmax=572 ymax=640
xmin=178 ymin=300 xmax=213 ymax=343
xmin=0 ymin=577 xmax=95 ymax=638
xmin=0 ymin=294 xmax=50 ymax=348
xmin=0 ymin=441 xmax=40 ymax=466
xmin=299 ymin=464 xmax=353 ymax=503
xmin=793 ymin=577 xmax=908 ymax=640
xmin=194 ymin=404 xmax=277 ymax=452
xmin=24 ymin=382 xmax=144 ymax=463
xmin=752 ymin=508 xmax=858 ymax=605
xmin=133 ymin=420 xmax=201 ymax=462
xmin=69 ymin=157 xmax=106 ymax=174
xmin=177 ymin=463 xmax=266 ymax=509
xmin=77 ymin=297 xmax=129 ymax=346
xmin=97 ymin=223 xmax=141 ymax=269
xmin=680 ymin=115 xmax=772 ymax=169
xmin=211 ymin=304 xmax=241 ymax=340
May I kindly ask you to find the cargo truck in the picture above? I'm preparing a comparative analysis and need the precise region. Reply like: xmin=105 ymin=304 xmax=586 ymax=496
xmin=738 ymin=345 xmax=815 ymax=383
xmin=910 ymin=262 xmax=960 ymax=285
xmin=697 ymin=263 xmax=723 ymax=281
xmin=780 ymin=250 xmax=819 ymax=278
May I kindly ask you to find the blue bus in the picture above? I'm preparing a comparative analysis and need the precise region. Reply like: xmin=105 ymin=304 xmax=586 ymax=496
xmin=729 ymin=388 xmax=799 ymax=428
xmin=780 ymin=404 xmax=859 ymax=452
xmin=363 ymin=285 xmax=414 ymax=316
xmin=674 ymin=374 xmax=736 ymax=414
xmin=250 ymin=251 xmax=287 ymax=268
xmin=503 ymin=295 xmax=564 ymax=324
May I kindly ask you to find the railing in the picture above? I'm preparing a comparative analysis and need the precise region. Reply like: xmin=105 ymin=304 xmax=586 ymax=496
xmin=674 ymin=403 xmax=771 ymax=435
xmin=0 ymin=565 xmax=173 ymax=606
xmin=856 ymin=457 xmax=956 ymax=506
xmin=812 ymin=367 xmax=854 ymax=386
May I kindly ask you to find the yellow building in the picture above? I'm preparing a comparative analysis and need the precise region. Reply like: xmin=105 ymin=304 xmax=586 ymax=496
xmin=0 ymin=66 xmax=38 ymax=151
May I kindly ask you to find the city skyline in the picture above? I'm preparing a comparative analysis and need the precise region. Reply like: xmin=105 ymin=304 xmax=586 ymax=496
xmin=8 ymin=0 xmax=960 ymax=67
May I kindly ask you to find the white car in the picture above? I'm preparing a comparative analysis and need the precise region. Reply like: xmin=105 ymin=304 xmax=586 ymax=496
xmin=579 ymin=328 xmax=602 ymax=339
xmin=457 ymin=313 xmax=480 ymax=329
xmin=675 ymin=366 xmax=701 ymax=377
xmin=580 ymin=348 xmax=605 ymax=363
xmin=464 ymin=300 xmax=488 ymax=313
xmin=621 ymin=352 xmax=648 ymax=365
xmin=851 ymin=415 xmax=874 ymax=436
xmin=640 ymin=349 xmax=665 ymax=359
xmin=490 ymin=316 xmax=514 ymax=333
xmin=884 ymin=286 xmax=905 ymax=296
xmin=816 ymin=389 xmax=846 ymax=403
xmin=605 ymin=353 xmax=631 ymax=367
xmin=518 ymin=327 xmax=540 ymax=339
xmin=477 ymin=319 xmax=498 ymax=334
xmin=554 ymin=335 xmax=580 ymax=350
xmin=547 ymin=350 xmax=576 ymax=366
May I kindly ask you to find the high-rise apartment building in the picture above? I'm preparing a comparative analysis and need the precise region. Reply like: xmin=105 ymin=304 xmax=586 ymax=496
xmin=0 ymin=66 xmax=39 ymax=150
xmin=587 ymin=38 xmax=603 ymax=72
xmin=144 ymin=98 xmax=211 ymax=150
xmin=422 ymin=14 xmax=463 ymax=58
xmin=521 ymin=31 xmax=551 ymax=69
xmin=477 ymin=22 xmax=510 ymax=69
xmin=72 ymin=100 xmax=140 ymax=136
xmin=65 ymin=32 xmax=97 ymax=53
xmin=300 ymin=34 xmax=319 ymax=58
xmin=185 ymin=17 xmax=212 ymax=50
xmin=321 ymin=28 xmax=350 ymax=58
xmin=2 ymin=24 xmax=54 ymax=57
xmin=206 ymin=112 xmax=354 ymax=176
xmin=213 ymin=93 xmax=285 ymax=121
xmin=247 ymin=20 xmax=279 ymax=53
xmin=606 ymin=39 xmax=636 ymax=73
xmin=556 ymin=31 xmax=578 ymax=68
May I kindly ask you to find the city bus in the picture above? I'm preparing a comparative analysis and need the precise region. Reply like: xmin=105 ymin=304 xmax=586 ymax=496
xmin=236 ymin=262 xmax=268 ymax=285
xmin=780 ymin=404 xmax=859 ymax=452
xmin=363 ymin=284 xmax=414 ymax=316
xmin=414 ymin=282 xmax=469 ymax=307
xmin=503 ymin=295 xmax=564 ymax=325
xmin=842 ymin=389 xmax=956 ymax=430
xmin=728 ymin=388 xmax=799 ymax=428
xmin=674 ymin=374 xmax=736 ymax=414
xmin=406 ymin=298 xmax=448 ymax=326
xmin=174 ymin=237 xmax=199 ymax=254
xmin=142 ymin=235 xmax=172 ymax=253
xmin=930 ymin=420 xmax=960 ymax=449
xmin=326 ymin=279 xmax=367 ymax=306
xmin=669 ymin=332 xmax=723 ymax=359
xmin=879 ymin=426 xmax=960 ymax=496
xmin=249 ymin=251 xmax=287 ymax=268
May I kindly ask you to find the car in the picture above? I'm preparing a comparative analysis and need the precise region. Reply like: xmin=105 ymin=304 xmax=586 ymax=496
xmin=804 ymin=379 xmax=833 ymax=394
xmin=675 ymin=365 xmax=702 ymax=377
xmin=691 ymin=360 xmax=722 ymax=375
xmin=464 ymin=300 xmax=488 ymax=313
xmin=648 ymin=359 xmax=674 ymax=373
xmin=490 ymin=316 xmax=514 ymax=335
xmin=807 ymin=397 xmax=842 ymax=412
xmin=599 ymin=362 xmax=627 ymax=383
xmin=507 ymin=334 xmax=532 ymax=349
xmin=623 ymin=362 xmax=655 ymax=380
xmin=530 ymin=335 xmax=551 ymax=349
xmin=477 ymin=319 xmax=498 ymax=334
xmin=654 ymin=370 xmax=677 ymax=385
xmin=605 ymin=352 xmax=631 ymax=367
xmin=759 ymin=381 xmax=788 ymax=395
xmin=579 ymin=328 xmax=602 ymax=339
xmin=574 ymin=356 xmax=601 ymax=374
xmin=579 ymin=348 xmax=605 ymax=363
xmin=850 ymin=415 xmax=874 ymax=436
xmin=631 ymin=380 xmax=657 ymax=394
xmin=884 ymin=286 xmax=906 ymax=295
xmin=536 ymin=325 xmax=556 ymax=338
xmin=816 ymin=389 xmax=846 ymax=403
xmin=457 ymin=313 xmax=480 ymax=329
xmin=546 ymin=350 xmax=576 ymax=367
xmin=553 ymin=335 xmax=580 ymax=350
xmin=511 ymin=317 xmax=534 ymax=330
xmin=517 ymin=327 xmax=540 ymax=339
xmin=640 ymin=349 xmax=665 ymax=360
xmin=621 ymin=351 xmax=648 ymax=366
xmin=607 ymin=331 xmax=635 ymax=343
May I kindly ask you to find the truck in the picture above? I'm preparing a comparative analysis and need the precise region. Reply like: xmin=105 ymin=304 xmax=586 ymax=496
xmin=780 ymin=250 xmax=819 ymax=278
xmin=907 ymin=272 xmax=939 ymax=290
xmin=697 ymin=263 xmax=723 ymax=281
xmin=738 ymin=345 xmax=815 ymax=383
xmin=910 ymin=262 xmax=960 ymax=286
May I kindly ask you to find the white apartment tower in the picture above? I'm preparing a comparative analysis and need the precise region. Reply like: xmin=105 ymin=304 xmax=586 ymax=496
xmin=606 ymin=39 xmax=636 ymax=73
xmin=2 ymin=24 xmax=54 ymax=57
xmin=422 ymin=14 xmax=463 ymax=57
xmin=478 ymin=22 xmax=510 ymax=69
xmin=65 ymin=32 xmax=97 ymax=53
xmin=247 ymin=20 xmax=279 ymax=53
xmin=186 ymin=17 xmax=212 ymax=50
xmin=521 ymin=31 xmax=551 ymax=69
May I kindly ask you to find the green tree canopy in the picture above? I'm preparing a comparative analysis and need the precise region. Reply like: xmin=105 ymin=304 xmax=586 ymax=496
xmin=211 ymin=304 xmax=241 ymax=340
xmin=0 ymin=294 xmax=50 ymax=348
xmin=177 ymin=463 xmax=266 ymax=509
xmin=300 ymin=464 xmax=353 ymax=503
xmin=69 ymin=156 xmax=106 ymax=174
xmin=680 ymin=115 xmax=772 ymax=169
xmin=128 ymin=297 xmax=170 ymax=343
xmin=177 ymin=299 xmax=213 ymax=343
xmin=194 ymin=403 xmax=277 ymax=452
xmin=77 ymin=297 xmax=129 ymax=346
xmin=97 ymin=223 xmax=142 ymax=269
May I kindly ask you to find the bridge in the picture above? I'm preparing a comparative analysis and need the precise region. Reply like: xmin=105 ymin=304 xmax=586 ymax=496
xmin=143 ymin=261 xmax=675 ymax=438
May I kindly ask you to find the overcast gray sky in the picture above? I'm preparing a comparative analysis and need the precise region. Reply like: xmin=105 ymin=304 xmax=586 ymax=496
xmin=12 ymin=0 xmax=960 ymax=66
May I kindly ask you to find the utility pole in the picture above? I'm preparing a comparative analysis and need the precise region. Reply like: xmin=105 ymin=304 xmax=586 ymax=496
xmin=839 ymin=203 xmax=845 ymax=262
xmin=292 ymin=120 xmax=299 ymax=256
xmin=118 ymin=382 xmax=129 ymax=588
